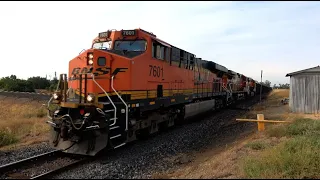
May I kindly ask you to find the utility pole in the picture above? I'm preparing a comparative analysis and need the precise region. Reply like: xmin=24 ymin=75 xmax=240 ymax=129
xmin=260 ymin=70 xmax=263 ymax=103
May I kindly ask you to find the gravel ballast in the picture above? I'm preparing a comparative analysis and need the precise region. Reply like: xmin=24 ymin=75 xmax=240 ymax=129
xmin=51 ymin=98 xmax=260 ymax=179
xmin=0 ymin=142 xmax=54 ymax=167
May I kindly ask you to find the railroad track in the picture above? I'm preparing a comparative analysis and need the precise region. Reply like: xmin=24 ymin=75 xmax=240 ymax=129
xmin=0 ymin=150 xmax=90 ymax=179
xmin=0 ymin=91 xmax=51 ymax=101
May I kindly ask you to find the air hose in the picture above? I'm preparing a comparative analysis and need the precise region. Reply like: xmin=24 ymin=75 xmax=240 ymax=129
xmin=66 ymin=115 xmax=86 ymax=130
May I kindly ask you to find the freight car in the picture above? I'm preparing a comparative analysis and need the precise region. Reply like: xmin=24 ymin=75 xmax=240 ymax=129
xmin=46 ymin=28 xmax=272 ymax=156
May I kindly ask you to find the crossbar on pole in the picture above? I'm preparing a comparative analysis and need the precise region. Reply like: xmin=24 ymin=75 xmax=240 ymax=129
xmin=236 ymin=114 xmax=291 ymax=131
xmin=236 ymin=119 xmax=291 ymax=123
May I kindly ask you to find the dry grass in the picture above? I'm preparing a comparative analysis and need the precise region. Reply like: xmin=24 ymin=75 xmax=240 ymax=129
xmin=244 ymin=140 xmax=270 ymax=150
xmin=0 ymin=96 xmax=55 ymax=150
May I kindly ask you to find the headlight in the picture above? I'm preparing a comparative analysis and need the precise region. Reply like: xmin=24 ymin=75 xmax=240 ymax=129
xmin=53 ymin=93 xmax=60 ymax=100
xmin=87 ymin=94 xmax=95 ymax=102
xmin=87 ymin=53 xmax=94 ymax=65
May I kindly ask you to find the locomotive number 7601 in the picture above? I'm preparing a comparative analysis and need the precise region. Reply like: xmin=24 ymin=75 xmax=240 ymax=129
xmin=149 ymin=65 xmax=164 ymax=78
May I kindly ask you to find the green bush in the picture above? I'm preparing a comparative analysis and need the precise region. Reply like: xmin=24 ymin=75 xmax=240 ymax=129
xmin=0 ymin=130 xmax=19 ymax=147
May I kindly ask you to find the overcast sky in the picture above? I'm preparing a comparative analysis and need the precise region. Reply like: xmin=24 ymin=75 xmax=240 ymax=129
xmin=1 ymin=1 xmax=319 ymax=85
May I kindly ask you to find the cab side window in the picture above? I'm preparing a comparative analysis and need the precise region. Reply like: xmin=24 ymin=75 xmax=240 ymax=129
xmin=157 ymin=46 xmax=165 ymax=60
xmin=152 ymin=41 xmax=171 ymax=62
xmin=189 ymin=55 xmax=194 ymax=70
xmin=170 ymin=47 xmax=180 ymax=67
xmin=165 ymin=47 xmax=170 ymax=62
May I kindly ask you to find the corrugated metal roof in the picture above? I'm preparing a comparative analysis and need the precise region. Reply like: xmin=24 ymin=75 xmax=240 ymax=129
xmin=285 ymin=66 xmax=320 ymax=77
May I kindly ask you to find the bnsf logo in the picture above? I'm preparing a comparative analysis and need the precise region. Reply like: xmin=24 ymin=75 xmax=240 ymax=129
xmin=71 ymin=67 xmax=128 ymax=76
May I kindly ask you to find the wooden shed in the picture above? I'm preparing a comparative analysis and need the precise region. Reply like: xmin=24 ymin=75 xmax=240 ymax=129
xmin=286 ymin=66 xmax=320 ymax=113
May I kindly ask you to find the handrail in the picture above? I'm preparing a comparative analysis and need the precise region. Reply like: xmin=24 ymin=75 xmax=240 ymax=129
xmin=46 ymin=96 xmax=54 ymax=120
xmin=46 ymin=76 xmax=62 ymax=119
xmin=79 ymin=49 xmax=86 ymax=55
xmin=228 ymin=83 xmax=233 ymax=93
xmin=111 ymin=76 xmax=129 ymax=131
xmin=221 ymin=84 xmax=229 ymax=92
xmin=222 ymin=83 xmax=232 ymax=101
xmin=90 ymin=73 xmax=117 ymax=126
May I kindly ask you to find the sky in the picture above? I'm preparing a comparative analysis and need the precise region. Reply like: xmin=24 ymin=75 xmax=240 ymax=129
xmin=1 ymin=1 xmax=320 ymax=85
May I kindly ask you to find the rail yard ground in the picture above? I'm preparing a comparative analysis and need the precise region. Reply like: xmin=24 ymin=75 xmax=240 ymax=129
xmin=1 ymin=89 xmax=319 ymax=179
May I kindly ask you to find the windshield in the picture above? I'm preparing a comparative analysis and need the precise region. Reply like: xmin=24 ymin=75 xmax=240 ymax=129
xmin=92 ymin=41 xmax=111 ymax=50
xmin=114 ymin=40 xmax=146 ymax=51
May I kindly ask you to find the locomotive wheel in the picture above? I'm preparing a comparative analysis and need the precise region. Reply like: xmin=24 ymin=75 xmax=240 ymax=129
xmin=136 ymin=127 xmax=151 ymax=140
xmin=158 ymin=120 xmax=169 ymax=132
xmin=174 ymin=106 xmax=185 ymax=125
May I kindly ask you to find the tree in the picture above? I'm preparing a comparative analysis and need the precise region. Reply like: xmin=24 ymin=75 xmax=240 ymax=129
xmin=273 ymin=84 xmax=278 ymax=89
xmin=27 ymin=76 xmax=51 ymax=89
xmin=264 ymin=80 xmax=271 ymax=87
xmin=273 ymin=83 xmax=290 ymax=89
xmin=0 ymin=75 xmax=35 ymax=92
xmin=261 ymin=80 xmax=271 ymax=87
xmin=0 ymin=74 xmax=66 ymax=92
xmin=9 ymin=75 xmax=17 ymax=80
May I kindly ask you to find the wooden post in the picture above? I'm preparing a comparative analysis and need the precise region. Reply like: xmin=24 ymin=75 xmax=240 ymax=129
xmin=257 ymin=114 xmax=265 ymax=131
xmin=260 ymin=70 xmax=263 ymax=103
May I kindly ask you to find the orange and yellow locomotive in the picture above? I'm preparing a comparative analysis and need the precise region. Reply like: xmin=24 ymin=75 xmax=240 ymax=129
xmin=46 ymin=28 xmax=266 ymax=156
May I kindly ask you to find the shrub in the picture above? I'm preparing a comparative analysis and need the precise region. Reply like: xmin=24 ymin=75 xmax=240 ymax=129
xmin=0 ymin=129 xmax=19 ymax=147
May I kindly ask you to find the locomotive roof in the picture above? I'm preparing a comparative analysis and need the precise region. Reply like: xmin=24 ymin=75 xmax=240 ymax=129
xmin=139 ymin=28 xmax=195 ymax=56
xmin=105 ymin=28 xmax=258 ymax=82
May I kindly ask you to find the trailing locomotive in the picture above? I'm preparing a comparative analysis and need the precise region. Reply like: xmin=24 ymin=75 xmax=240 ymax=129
xmin=46 ymin=28 xmax=271 ymax=156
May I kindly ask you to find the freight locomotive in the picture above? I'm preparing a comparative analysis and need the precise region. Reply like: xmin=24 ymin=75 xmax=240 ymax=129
xmin=46 ymin=28 xmax=272 ymax=156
